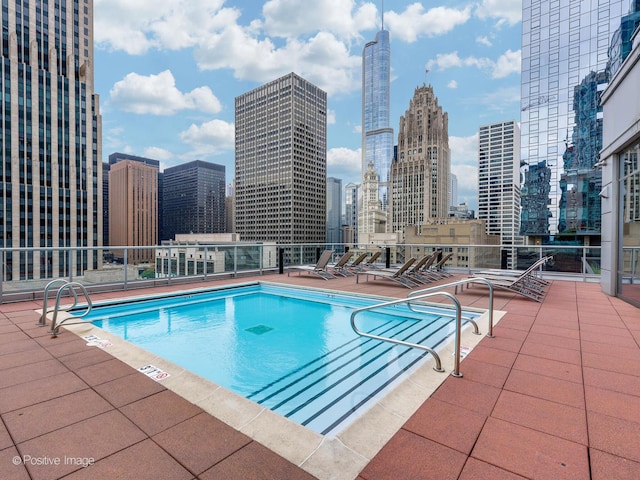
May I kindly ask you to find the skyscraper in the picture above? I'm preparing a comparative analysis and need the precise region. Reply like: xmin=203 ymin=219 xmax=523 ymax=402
xmin=162 ymin=160 xmax=226 ymax=241
xmin=1 ymin=0 xmax=102 ymax=280
xmin=109 ymin=159 xmax=158 ymax=264
xmin=389 ymin=85 xmax=450 ymax=233
xmin=344 ymin=182 xmax=359 ymax=244
xmin=449 ymin=173 xmax=458 ymax=208
xmin=326 ymin=177 xmax=342 ymax=244
xmin=520 ymin=0 xmax=627 ymax=241
xmin=360 ymin=24 xmax=393 ymax=235
xmin=478 ymin=121 xmax=523 ymax=268
xmin=234 ymin=73 xmax=327 ymax=244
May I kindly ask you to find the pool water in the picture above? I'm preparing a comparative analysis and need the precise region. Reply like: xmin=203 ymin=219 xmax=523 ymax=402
xmin=81 ymin=283 xmax=480 ymax=436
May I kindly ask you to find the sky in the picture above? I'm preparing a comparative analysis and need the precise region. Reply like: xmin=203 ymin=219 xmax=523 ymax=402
xmin=94 ymin=0 xmax=523 ymax=211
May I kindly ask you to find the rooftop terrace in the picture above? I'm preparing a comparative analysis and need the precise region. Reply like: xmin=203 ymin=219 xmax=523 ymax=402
xmin=1 ymin=271 xmax=639 ymax=479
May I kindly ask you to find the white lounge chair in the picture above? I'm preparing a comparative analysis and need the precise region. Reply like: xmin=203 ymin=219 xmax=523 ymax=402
xmin=288 ymin=250 xmax=336 ymax=280
xmin=471 ymin=256 xmax=553 ymax=302
xmin=327 ymin=251 xmax=355 ymax=276
xmin=356 ymin=258 xmax=420 ymax=288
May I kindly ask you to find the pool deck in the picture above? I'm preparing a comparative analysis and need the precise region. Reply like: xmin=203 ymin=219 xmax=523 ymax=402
xmin=1 ymin=271 xmax=639 ymax=479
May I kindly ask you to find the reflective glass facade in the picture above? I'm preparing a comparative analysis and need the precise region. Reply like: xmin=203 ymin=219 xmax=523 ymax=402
xmin=362 ymin=29 xmax=393 ymax=212
xmin=0 ymin=0 xmax=101 ymax=280
xmin=163 ymin=160 xmax=226 ymax=241
xmin=520 ymin=0 xmax=626 ymax=239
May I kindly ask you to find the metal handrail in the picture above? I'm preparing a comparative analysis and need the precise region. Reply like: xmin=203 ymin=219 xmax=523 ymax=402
xmin=38 ymin=279 xmax=79 ymax=326
xmin=408 ymin=277 xmax=496 ymax=338
xmin=50 ymin=282 xmax=93 ymax=337
xmin=350 ymin=291 xmax=465 ymax=376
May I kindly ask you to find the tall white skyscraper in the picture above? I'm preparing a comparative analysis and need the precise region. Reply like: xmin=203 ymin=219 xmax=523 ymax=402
xmin=344 ymin=182 xmax=359 ymax=244
xmin=478 ymin=120 xmax=523 ymax=267
xmin=449 ymin=173 xmax=458 ymax=208
xmin=1 ymin=0 xmax=102 ymax=280
xmin=234 ymin=73 xmax=327 ymax=244
xmin=326 ymin=177 xmax=342 ymax=244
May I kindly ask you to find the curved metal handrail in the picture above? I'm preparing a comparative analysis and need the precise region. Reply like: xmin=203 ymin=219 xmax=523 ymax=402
xmin=408 ymin=277 xmax=495 ymax=338
xmin=38 ymin=279 xmax=76 ymax=326
xmin=350 ymin=291 xmax=464 ymax=376
xmin=49 ymin=282 xmax=93 ymax=337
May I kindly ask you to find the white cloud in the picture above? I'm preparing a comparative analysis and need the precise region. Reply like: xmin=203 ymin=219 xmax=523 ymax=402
xmin=385 ymin=4 xmax=472 ymax=43
xmin=179 ymin=119 xmax=235 ymax=156
xmin=261 ymin=0 xmax=377 ymax=40
xmin=94 ymin=0 xmax=233 ymax=54
xmin=95 ymin=0 xmax=362 ymax=96
xmin=327 ymin=147 xmax=361 ymax=183
xmin=475 ymin=0 xmax=522 ymax=27
xmin=447 ymin=80 xmax=458 ymax=89
xmin=353 ymin=125 xmax=362 ymax=134
xmin=143 ymin=146 xmax=174 ymax=161
xmin=492 ymin=49 xmax=521 ymax=78
xmin=327 ymin=109 xmax=337 ymax=125
xmin=476 ymin=36 xmax=492 ymax=47
xmin=109 ymin=70 xmax=222 ymax=115
xmin=426 ymin=49 xmax=521 ymax=79
xmin=195 ymin=29 xmax=361 ymax=95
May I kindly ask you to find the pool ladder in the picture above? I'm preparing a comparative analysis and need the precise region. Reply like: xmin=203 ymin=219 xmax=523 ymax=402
xmin=350 ymin=278 xmax=495 ymax=377
xmin=37 ymin=279 xmax=93 ymax=337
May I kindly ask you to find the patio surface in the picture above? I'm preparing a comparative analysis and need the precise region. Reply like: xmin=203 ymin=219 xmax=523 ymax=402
xmin=1 ymin=271 xmax=639 ymax=479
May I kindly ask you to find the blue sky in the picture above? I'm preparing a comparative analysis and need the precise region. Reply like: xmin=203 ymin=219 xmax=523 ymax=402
xmin=94 ymin=0 xmax=522 ymax=210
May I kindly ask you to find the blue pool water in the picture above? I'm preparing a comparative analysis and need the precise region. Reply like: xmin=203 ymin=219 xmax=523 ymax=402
xmin=80 ymin=283 xmax=480 ymax=436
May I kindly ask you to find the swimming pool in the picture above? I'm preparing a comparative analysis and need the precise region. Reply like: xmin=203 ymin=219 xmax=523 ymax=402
xmin=77 ymin=282 xmax=482 ymax=436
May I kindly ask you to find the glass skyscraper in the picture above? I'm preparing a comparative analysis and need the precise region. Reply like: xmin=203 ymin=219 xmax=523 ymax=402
xmin=162 ymin=160 xmax=226 ymax=241
xmin=1 ymin=0 xmax=102 ymax=280
xmin=362 ymin=28 xmax=393 ymax=217
xmin=520 ymin=0 xmax=627 ymax=241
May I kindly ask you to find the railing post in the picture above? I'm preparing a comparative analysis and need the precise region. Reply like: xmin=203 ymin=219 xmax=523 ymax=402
xmin=203 ymin=246 xmax=208 ymax=279
xmin=68 ymin=249 xmax=73 ymax=283
xmin=124 ymin=248 xmax=129 ymax=290
xmin=233 ymin=246 xmax=238 ymax=278
xmin=167 ymin=247 xmax=171 ymax=284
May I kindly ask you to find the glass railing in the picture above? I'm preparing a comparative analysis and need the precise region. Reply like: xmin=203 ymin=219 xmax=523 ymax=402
xmin=0 ymin=243 xmax=601 ymax=303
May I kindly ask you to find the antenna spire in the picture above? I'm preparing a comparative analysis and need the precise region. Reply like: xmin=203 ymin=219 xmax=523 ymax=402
xmin=381 ymin=0 xmax=384 ymax=30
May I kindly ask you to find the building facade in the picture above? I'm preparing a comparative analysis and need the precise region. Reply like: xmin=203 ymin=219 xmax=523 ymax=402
xmin=449 ymin=173 xmax=458 ymax=208
xmin=326 ymin=177 xmax=342 ymax=244
xmin=358 ymin=162 xmax=387 ymax=240
xmin=520 ymin=0 xmax=627 ymax=242
xmin=162 ymin=160 xmax=226 ymax=241
xmin=234 ymin=72 xmax=327 ymax=244
xmin=108 ymin=159 xmax=158 ymax=264
xmin=360 ymin=27 xmax=393 ymax=235
xmin=389 ymin=85 xmax=450 ymax=233
xmin=344 ymin=182 xmax=359 ymax=245
xmin=600 ymin=25 xmax=640 ymax=307
xmin=478 ymin=120 xmax=523 ymax=268
xmin=1 ymin=0 xmax=102 ymax=280
xmin=404 ymin=220 xmax=501 ymax=269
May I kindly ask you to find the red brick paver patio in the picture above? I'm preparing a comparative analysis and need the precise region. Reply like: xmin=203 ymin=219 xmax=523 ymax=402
xmin=1 ymin=274 xmax=639 ymax=479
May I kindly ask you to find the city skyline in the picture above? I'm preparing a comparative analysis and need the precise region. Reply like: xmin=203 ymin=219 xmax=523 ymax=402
xmin=93 ymin=1 xmax=522 ymax=211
